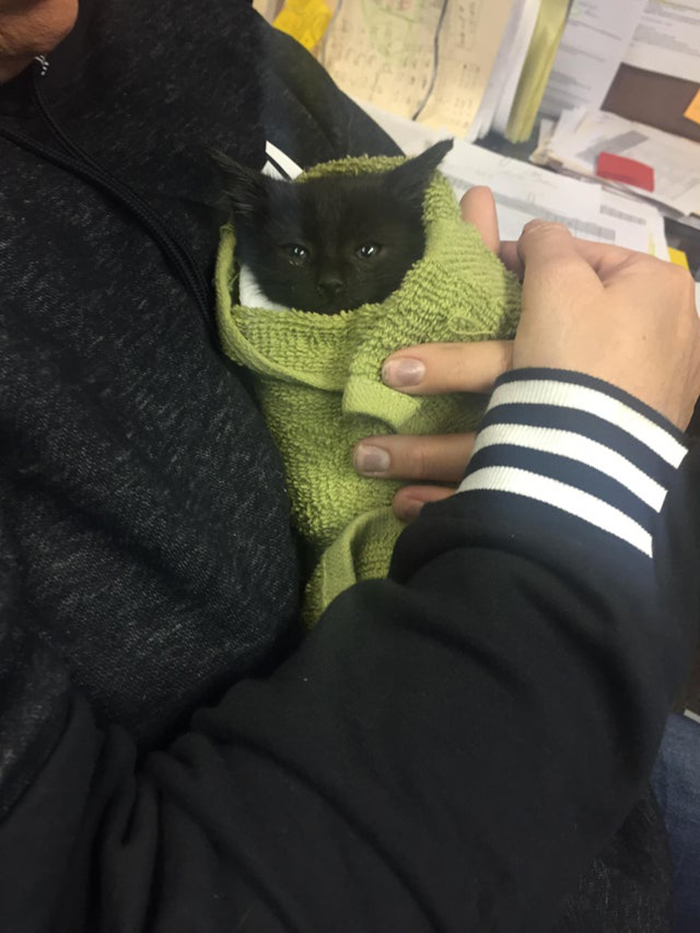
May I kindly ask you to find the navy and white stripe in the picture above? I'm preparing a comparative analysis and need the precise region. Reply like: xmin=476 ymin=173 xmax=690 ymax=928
xmin=262 ymin=141 xmax=303 ymax=180
xmin=458 ymin=370 xmax=688 ymax=558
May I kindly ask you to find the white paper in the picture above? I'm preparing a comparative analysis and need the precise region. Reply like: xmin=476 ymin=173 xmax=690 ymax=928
xmin=468 ymin=0 xmax=540 ymax=140
xmin=540 ymin=0 xmax=647 ymax=118
xmin=600 ymin=189 xmax=670 ymax=259
xmin=490 ymin=0 xmax=541 ymax=136
xmin=358 ymin=100 xmax=669 ymax=255
xmin=624 ymin=0 xmax=700 ymax=82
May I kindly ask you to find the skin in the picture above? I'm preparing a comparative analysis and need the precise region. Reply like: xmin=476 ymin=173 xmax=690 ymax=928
xmin=358 ymin=186 xmax=700 ymax=521
xmin=0 ymin=0 xmax=77 ymax=83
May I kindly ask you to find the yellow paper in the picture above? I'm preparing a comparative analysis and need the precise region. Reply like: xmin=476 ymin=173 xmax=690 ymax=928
xmin=505 ymin=0 xmax=570 ymax=143
xmin=273 ymin=0 xmax=332 ymax=51
xmin=683 ymin=89 xmax=700 ymax=127
xmin=668 ymin=247 xmax=690 ymax=270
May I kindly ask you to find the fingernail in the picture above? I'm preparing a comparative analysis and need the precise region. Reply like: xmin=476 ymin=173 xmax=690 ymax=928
xmin=402 ymin=498 xmax=425 ymax=520
xmin=354 ymin=444 xmax=391 ymax=475
xmin=382 ymin=357 xmax=425 ymax=388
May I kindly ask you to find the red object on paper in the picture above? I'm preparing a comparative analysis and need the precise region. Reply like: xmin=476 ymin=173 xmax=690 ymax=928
xmin=596 ymin=152 xmax=655 ymax=192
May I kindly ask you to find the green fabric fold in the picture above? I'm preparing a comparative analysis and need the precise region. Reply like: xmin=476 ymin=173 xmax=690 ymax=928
xmin=216 ymin=154 xmax=521 ymax=625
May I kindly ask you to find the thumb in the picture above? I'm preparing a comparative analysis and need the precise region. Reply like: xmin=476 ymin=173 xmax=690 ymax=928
xmin=517 ymin=221 xmax=602 ymax=298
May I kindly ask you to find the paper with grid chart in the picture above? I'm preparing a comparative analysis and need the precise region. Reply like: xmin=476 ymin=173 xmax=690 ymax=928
xmin=319 ymin=0 xmax=513 ymax=136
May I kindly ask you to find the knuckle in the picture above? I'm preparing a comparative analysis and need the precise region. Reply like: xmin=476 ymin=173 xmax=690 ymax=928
xmin=622 ymin=254 xmax=695 ymax=304
xmin=423 ymin=344 xmax=465 ymax=387
xmin=405 ymin=438 xmax=432 ymax=480
xmin=663 ymin=260 xmax=694 ymax=292
xmin=621 ymin=251 xmax=652 ymax=271
xmin=522 ymin=220 xmax=570 ymax=240
xmin=643 ymin=256 xmax=695 ymax=292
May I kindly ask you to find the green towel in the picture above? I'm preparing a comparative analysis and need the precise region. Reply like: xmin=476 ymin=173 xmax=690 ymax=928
xmin=215 ymin=154 xmax=521 ymax=625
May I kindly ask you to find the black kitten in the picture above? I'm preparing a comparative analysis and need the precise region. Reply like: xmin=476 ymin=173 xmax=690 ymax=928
xmin=213 ymin=139 xmax=453 ymax=314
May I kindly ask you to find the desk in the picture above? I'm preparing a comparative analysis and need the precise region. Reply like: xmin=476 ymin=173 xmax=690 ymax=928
xmin=478 ymin=128 xmax=700 ymax=282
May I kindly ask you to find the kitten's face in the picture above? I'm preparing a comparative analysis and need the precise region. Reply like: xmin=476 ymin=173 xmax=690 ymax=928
xmin=215 ymin=140 xmax=453 ymax=314
xmin=235 ymin=177 xmax=426 ymax=314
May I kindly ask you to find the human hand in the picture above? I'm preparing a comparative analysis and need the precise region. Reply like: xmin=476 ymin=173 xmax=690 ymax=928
xmin=354 ymin=187 xmax=700 ymax=521
xmin=502 ymin=222 xmax=700 ymax=428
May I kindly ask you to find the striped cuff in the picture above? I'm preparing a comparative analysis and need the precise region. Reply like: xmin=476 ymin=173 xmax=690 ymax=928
xmin=457 ymin=370 xmax=689 ymax=558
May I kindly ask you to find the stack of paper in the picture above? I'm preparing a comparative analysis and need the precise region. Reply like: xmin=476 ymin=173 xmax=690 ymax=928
xmin=467 ymin=0 xmax=541 ymax=140
xmin=257 ymin=0 xmax=700 ymax=147
xmin=317 ymin=0 xmax=514 ymax=138
xmin=533 ymin=108 xmax=700 ymax=222
xmin=359 ymin=101 xmax=670 ymax=259
xmin=540 ymin=0 xmax=648 ymax=119
xmin=365 ymin=100 xmax=700 ymax=308
xmin=261 ymin=0 xmax=570 ymax=143
xmin=539 ymin=0 xmax=700 ymax=122
xmin=499 ymin=0 xmax=570 ymax=142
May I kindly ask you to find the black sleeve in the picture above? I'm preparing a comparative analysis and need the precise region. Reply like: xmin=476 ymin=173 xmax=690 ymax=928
xmin=258 ymin=24 xmax=402 ymax=164
xmin=0 ymin=369 xmax=698 ymax=932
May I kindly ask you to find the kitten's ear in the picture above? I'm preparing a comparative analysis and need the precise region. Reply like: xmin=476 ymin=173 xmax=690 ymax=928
xmin=209 ymin=149 xmax=268 ymax=217
xmin=386 ymin=139 xmax=453 ymax=205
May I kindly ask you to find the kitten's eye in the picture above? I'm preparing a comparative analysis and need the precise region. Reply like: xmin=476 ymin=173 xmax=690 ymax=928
xmin=356 ymin=243 xmax=381 ymax=259
xmin=284 ymin=244 xmax=310 ymax=263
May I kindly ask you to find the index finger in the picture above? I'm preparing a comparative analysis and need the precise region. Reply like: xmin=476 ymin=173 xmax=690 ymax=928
xmin=500 ymin=228 xmax=640 ymax=281
xmin=460 ymin=186 xmax=500 ymax=255
xmin=382 ymin=341 xmax=513 ymax=395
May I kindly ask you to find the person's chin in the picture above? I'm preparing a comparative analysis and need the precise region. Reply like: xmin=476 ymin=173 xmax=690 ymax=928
xmin=35 ymin=0 xmax=81 ymax=51
xmin=0 ymin=1 xmax=80 ymax=83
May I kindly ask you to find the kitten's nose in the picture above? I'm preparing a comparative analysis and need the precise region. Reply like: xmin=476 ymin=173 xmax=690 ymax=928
xmin=318 ymin=275 xmax=344 ymax=296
